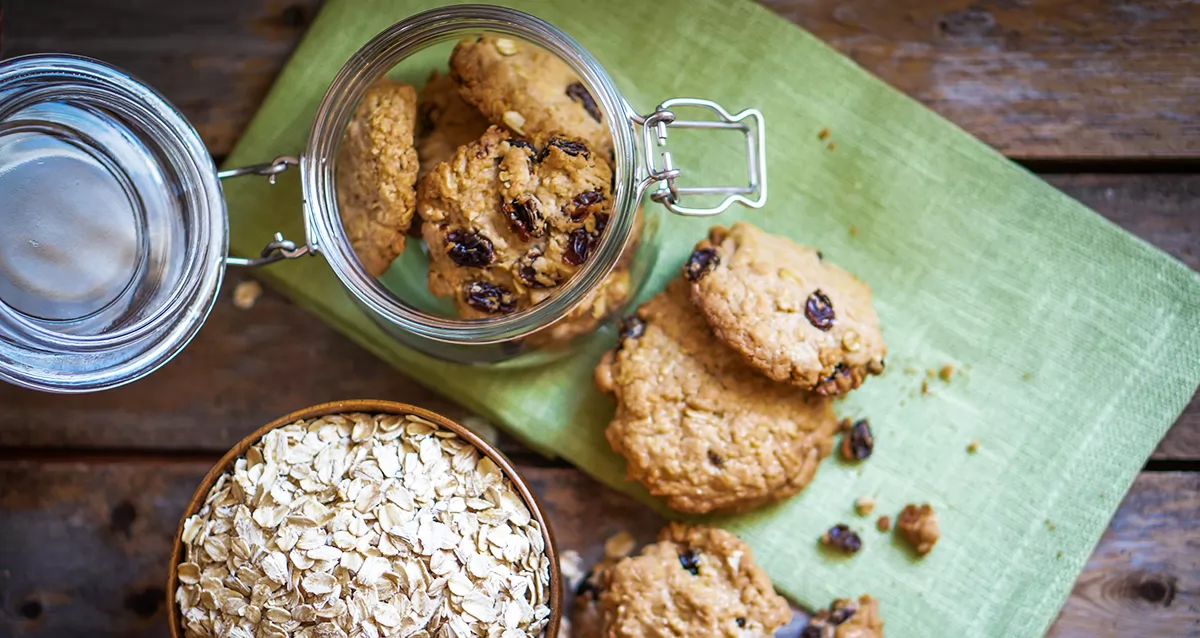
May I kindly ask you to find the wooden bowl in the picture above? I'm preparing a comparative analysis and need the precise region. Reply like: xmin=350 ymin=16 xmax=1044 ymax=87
xmin=167 ymin=400 xmax=561 ymax=637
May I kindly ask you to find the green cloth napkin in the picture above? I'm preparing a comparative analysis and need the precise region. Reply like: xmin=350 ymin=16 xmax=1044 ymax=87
xmin=220 ymin=0 xmax=1200 ymax=635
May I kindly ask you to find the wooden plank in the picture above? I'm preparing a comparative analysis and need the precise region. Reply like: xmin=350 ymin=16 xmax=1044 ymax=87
xmin=1047 ymin=472 xmax=1200 ymax=638
xmin=0 ymin=461 xmax=1193 ymax=636
xmin=760 ymin=0 xmax=1200 ymax=159
xmin=0 ymin=0 xmax=322 ymax=156
xmin=4 ymin=0 xmax=1198 ymax=159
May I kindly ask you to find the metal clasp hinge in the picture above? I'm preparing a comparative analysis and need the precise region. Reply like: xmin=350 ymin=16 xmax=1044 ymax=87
xmin=217 ymin=156 xmax=315 ymax=267
xmin=636 ymin=98 xmax=767 ymax=217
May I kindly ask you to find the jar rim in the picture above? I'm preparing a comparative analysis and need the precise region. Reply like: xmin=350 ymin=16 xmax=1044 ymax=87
xmin=0 ymin=54 xmax=227 ymax=392
xmin=303 ymin=4 xmax=640 ymax=345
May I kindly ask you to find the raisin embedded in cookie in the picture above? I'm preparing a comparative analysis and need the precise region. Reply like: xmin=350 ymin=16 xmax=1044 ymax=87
xmin=450 ymin=36 xmax=612 ymax=158
xmin=336 ymin=79 xmax=420 ymax=277
xmin=415 ymin=71 xmax=490 ymax=180
xmin=685 ymin=222 xmax=887 ymax=395
xmin=417 ymin=125 xmax=617 ymax=318
xmin=596 ymin=523 xmax=791 ymax=638
xmin=803 ymin=595 xmax=884 ymax=638
xmin=595 ymin=279 xmax=840 ymax=514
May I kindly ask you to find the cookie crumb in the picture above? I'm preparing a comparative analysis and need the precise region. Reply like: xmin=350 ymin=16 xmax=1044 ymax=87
xmin=876 ymin=516 xmax=891 ymax=533
xmin=849 ymin=225 xmax=859 ymax=237
xmin=920 ymin=380 xmax=929 ymax=395
xmin=827 ymin=141 xmax=837 ymax=151
xmin=1056 ymin=551 xmax=1063 ymax=559
xmin=1045 ymin=519 xmax=1056 ymax=532
xmin=232 ymin=280 xmax=262 ymax=310
xmin=604 ymin=530 xmax=637 ymax=559
xmin=820 ymin=524 xmax=862 ymax=554
xmin=967 ymin=440 xmax=980 ymax=453
xmin=855 ymin=496 xmax=876 ymax=516
xmin=938 ymin=365 xmax=955 ymax=381
xmin=1022 ymin=372 xmax=1034 ymax=381
xmin=897 ymin=504 xmax=939 ymax=556
xmin=818 ymin=128 xmax=830 ymax=141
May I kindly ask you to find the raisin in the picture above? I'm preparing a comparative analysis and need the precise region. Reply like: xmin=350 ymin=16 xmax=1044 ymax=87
xmin=566 ymin=81 xmax=602 ymax=122
xmin=735 ymin=618 xmax=746 ymax=628
xmin=540 ymin=136 xmax=589 ymax=160
xmin=840 ymin=419 xmax=874 ymax=462
xmin=503 ymin=195 xmax=543 ymax=240
xmin=707 ymin=450 xmax=724 ymax=468
xmin=593 ymin=212 xmax=610 ymax=235
xmin=821 ymin=524 xmax=862 ymax=554
xmin=683 ymin=247 xmax=720 ymax=282
xmin=617 ymin=315 xmax=645 ymax=346
xmin=506 ymin=138 xmax=535 ymax=153
xmin=829 ymin=604 xmax=857 ymax=625
xmin=569 ymin=189 xmax=604 ymax=221
xmin=446 ymin=230 xmax=494 ymax=268
xmin=805 ymin=289 xmax=835 ymax=330
xmin=464 ymin=281 xmax=516 ymax=314
xmin=563 ymin=228 xmax=594 ymax=266
xmin=678 ymin=549 xmax=701 ymax=575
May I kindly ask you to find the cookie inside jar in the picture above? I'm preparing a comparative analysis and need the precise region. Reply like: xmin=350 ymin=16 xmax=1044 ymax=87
xmin=334 ymin=34 xmax=641 ymax=347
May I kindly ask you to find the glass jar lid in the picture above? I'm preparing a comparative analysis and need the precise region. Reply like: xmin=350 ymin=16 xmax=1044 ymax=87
xmin=0 ymin=55 xmax=227 ymax=392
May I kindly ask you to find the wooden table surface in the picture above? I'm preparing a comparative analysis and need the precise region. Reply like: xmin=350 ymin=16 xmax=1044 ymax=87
xmin=1 ymin=1 xmax=1197 ymax=636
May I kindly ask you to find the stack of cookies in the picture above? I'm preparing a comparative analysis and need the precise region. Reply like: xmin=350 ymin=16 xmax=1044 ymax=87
xmin=334 ymin=36 xmax=634 ymax=343
xmin=596 ymin=222 xmax=887 ymax=515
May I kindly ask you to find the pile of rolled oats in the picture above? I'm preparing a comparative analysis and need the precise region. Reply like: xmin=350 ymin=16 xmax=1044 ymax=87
xmin=176 ymin=412 xmax=552 ymax=638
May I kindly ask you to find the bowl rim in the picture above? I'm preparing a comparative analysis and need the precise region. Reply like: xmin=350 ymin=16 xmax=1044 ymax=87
xmin=166 ymin=399 xmax=561 ymax=637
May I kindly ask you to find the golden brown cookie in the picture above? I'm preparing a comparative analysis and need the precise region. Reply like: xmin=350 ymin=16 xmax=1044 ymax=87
xmin=805 ymin=595 xmax=885 ymax=638
xmin=685 ymin=222 xmax=887 ymax=395
xmin=336 ymin=79 xmax=419 ymax=277
xmin=417 ymin=125 xmax=617 ymax=319
xmin=597 ymin=523 xmax=791 ymax=637
xmin=595 ymin=279 xmax=840 ymax=514
xmin=450 ymin=36 xmax=612 ymax=158
xmin=415 ymin=71 xmax=490 ymax=180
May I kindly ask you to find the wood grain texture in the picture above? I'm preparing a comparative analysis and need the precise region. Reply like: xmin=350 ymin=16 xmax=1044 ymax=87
xmin=4 ymin=0 xmax=1197 ymax=158
xmin=1047 ymin=472 xmax=1200 ymax=638
xmin=0 ymin=0 xmax=322 ymax=156
xmin=0 ymin=462 xmax=1192 ymax=637
xmin=760 ymin=0 xmax=1200 ymax=159
xmin=0 ymin=176 xmax=1192 ymax=459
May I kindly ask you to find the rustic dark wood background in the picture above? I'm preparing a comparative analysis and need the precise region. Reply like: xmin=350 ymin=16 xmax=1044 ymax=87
xmin=1 ymin=0 xmax=1197 ymax=636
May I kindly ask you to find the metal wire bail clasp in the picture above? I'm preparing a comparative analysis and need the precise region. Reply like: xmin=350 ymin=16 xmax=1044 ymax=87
xmin=635 ymin=98 xmax=767 ymax=216
xmin=217 ymin=156 xmax=315 ymax=267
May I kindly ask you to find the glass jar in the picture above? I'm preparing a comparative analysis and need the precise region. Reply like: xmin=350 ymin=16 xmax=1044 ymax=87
xmin=0 ymin=4 xmax=765 ymax=392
